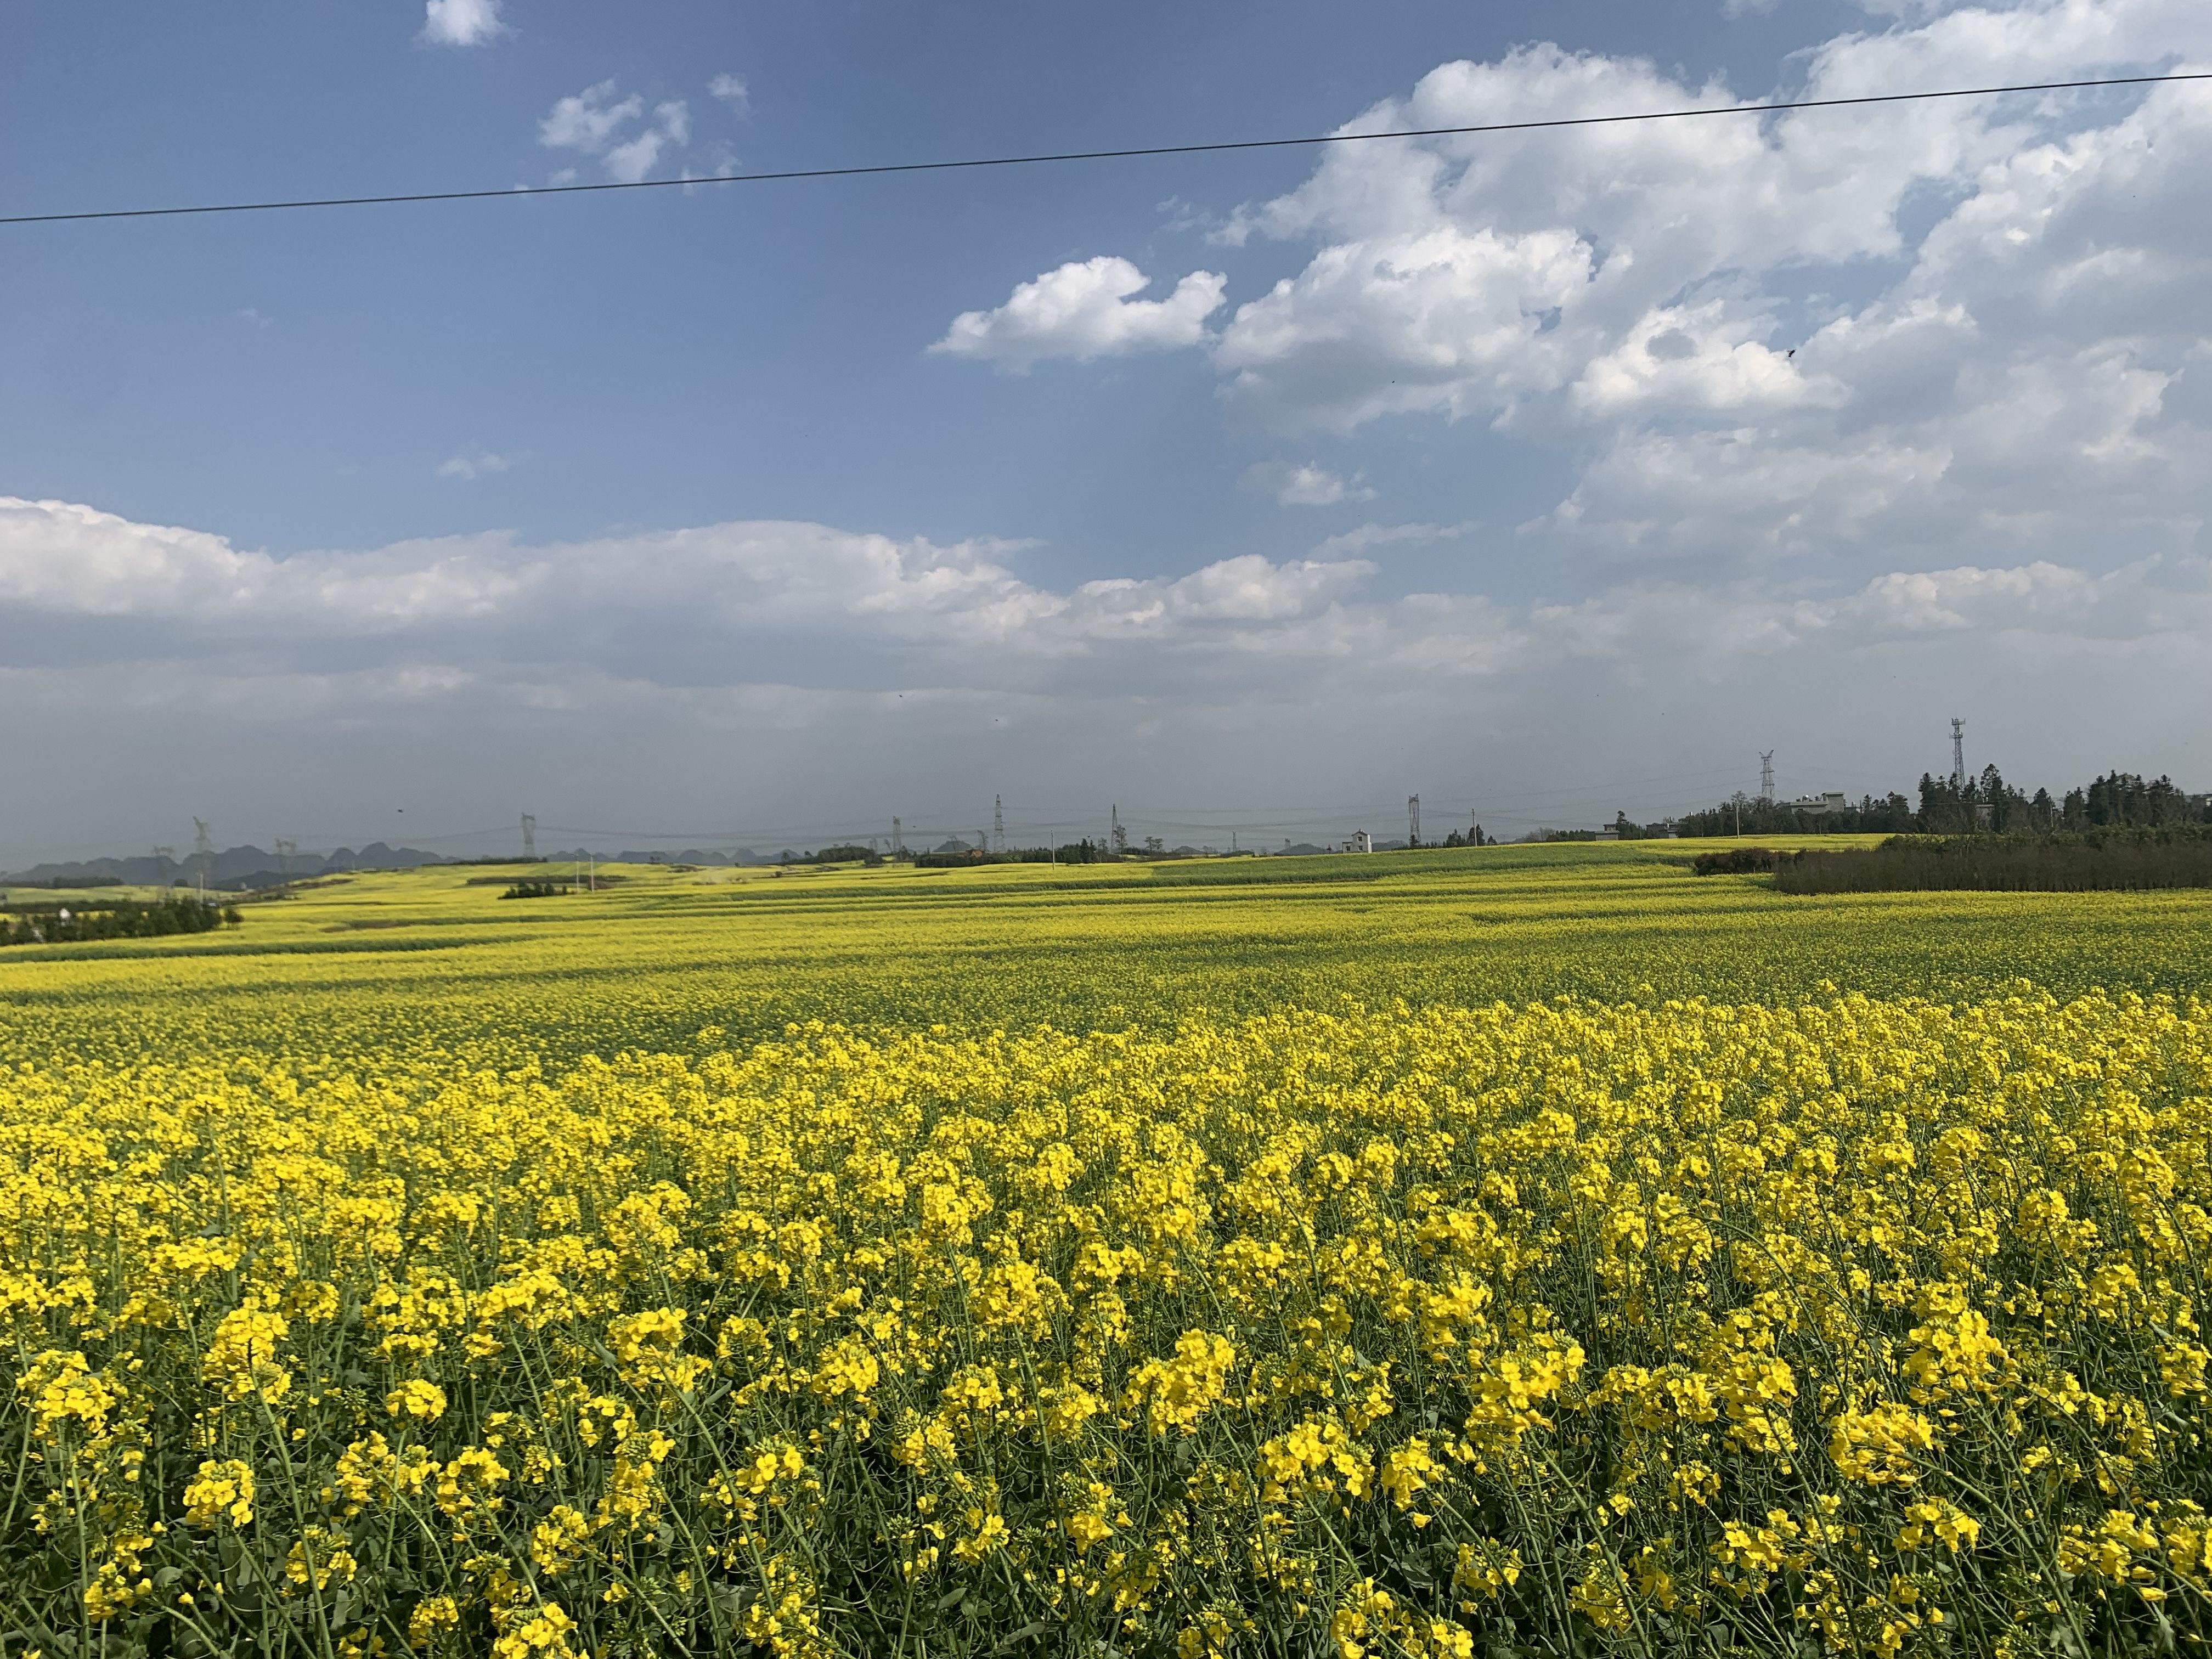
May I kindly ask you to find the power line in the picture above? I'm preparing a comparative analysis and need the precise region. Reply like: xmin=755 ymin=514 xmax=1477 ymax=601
xmin=1132 ymin=761 xmax=1820 ymax=821
xmin=3 ymin=71 xmax=2201 ymax=229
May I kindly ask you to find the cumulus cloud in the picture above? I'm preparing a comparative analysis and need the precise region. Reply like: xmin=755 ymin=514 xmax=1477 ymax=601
xmin=1215 ymin=224 xmax=1594 ymax=430
xmin=4 ymin=492 xmax=2204 ymax=856
xmin=419 ymin=0 xmax=504 ymax=47
xmin=1570 ymin=300 xmax=1826 ymax=421
xmin=1188 ymin=0 xmax=2212 ymax=612
xmin=1241 ymin=461 xmax=1374 ymax=506
xmin=1307 ymin=521 xmax=1476 ymax=560
xmin=539 ymin=81 xmax=642 ymax=153
xmin=708 ymin=72 xmax=749 ymax=115
xmin=1199 ymin=35 xmax=2017 ymax=435
xmin=436 ymin=451 xmax=511 ymax=481
xmin=937 ymin=0 xmax=2210 ymax=608
xmin=1848 ymin=560 xmax=2104 ymax=631
xmin=538 ymin=83 xmax=691 ymax=183
xmin=932 ymin=257 xmax=1227 ymax=372
xmin=23 ymin=3 xmax=2212 ymax=849
xmin=0 ymin=498 xmax=1380 ymax=671
xmin=1526 ymin=551 xmax=2202 ymax=675
xmin=603 ymin=100 xmax=689 ymax=183
xmin=7 ymin=493 xmax=2198 ymax=689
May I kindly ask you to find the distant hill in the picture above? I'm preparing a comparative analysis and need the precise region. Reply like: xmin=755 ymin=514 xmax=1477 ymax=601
xmin=4 ymin=842 xmax=454 ymax=891
xmin=548 ymin=848 xmax=767 ymax=868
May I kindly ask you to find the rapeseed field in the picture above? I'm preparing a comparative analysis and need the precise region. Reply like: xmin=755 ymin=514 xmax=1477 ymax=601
xmin=4 ymin=844 xmax=2210 ymax=1655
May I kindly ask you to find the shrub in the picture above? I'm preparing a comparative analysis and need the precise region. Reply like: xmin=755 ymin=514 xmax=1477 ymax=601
xmin=1690 ymin=847 xmax=1782 ymax=875
xmin=499 ymin=880 xmax=570 ymax=900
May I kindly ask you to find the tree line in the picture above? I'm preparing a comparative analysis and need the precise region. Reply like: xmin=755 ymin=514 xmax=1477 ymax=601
xmin=1673 ymin=770 xmax=2207 ymax=838
xmin=1 ymin=896 xmax=242 ymax=946
xmin=1773 ymin=831 xmax=2212 ymax=894
xmin=913 ymin=841 xmax=1111 ymax=867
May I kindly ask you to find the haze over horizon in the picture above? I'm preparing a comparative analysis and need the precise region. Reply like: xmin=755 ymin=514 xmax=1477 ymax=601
xmin=4 ymin=0 xmax=2208 ymax=869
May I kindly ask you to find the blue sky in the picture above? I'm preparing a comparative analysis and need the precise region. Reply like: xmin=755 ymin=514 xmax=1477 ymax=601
xmin=2 ymin=0 xmax=2208 ymax=860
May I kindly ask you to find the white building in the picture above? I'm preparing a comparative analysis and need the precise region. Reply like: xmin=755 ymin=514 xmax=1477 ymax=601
xmin=1786 ymin=792 xmax=1849 ymax=815
xmin=1341 ymin=831 xmax=1373 ymax=854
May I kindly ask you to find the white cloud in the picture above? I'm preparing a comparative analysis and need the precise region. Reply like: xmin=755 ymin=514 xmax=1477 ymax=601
xmin=436 ymin=451 xmax=511 ymax=481
xmin=25 ymin=4 xmax=2212 ymax=849
xmin=539 ymin=81 xmax=642 ymax=154
xmin=1098 ymin=0 xmax=2212 ymax=629
xmin=708 ymin=72 xmax=749 ymax=115
xmin=1188 ymin=5 xmax=2212 ymax=450
xmin=537 ymin=83 xmax=694 ymax=183
xmin=1848 ymin=560 xmax=2103 ymax=630
xmin=4 ymin=493 xmax=2205 ymax=859
xmin=0 ymin=498 xmax=262 ymax=617
xmin=1570 ymin=299 xmax=1826 ymax=420
xmin=8 ymin=493 xmax=2199 ymax=689
xmin=1064 ymin=555 xmax=1375 ymax=636
xmin=1240 ymin=461 xmax=1374 ymax=506
xmin=419 ymin=0 xmax=505 ymax=47
xmin=932 ymin=257 xmax=1227 ymax=373
xmin=934 ymin=0 xmax=2212 ymax=625
xmin=1308 ymin=521 xmax=1475 ymax=560
xmin=0 ymin=498 xmax=1379 ymax=665
xmin=1523 ymin=551 xmax=2188 ymax=674
xmin=603 ymin=101 xmax=689 ymax=184
xmin=1214 ymin=224 xmax=1593 ymax=430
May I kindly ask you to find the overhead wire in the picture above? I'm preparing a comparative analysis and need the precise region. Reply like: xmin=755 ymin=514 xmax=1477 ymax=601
xmin=3 ymin=66 xmax=2169 ymax=857
xmin=2 ymin=71 xmax=2204 ymax=228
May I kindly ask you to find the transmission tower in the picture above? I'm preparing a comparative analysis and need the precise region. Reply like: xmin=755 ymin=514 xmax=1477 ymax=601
xmin=1950 ymin=718 xmax=1966 ymax=789
xmin=274 ymin=838 xmax=297 ymax=878
xmin=192 ymin=819 xmax=212 ymax=901
xmin=1111 ymin=804 xmax=1125 ymax=855
xmin=891 ymin=817 xmax=902 ymax=856
xmin=993 ymin=795 xmax=1005 ymax=854
xmin=153 ymin=845 xmax=175 ymax=887
xmin=521 ymin=813 xmax=537 ymax=859
xmin=1758 ymin=751 xmax=1775 ymax=803
xmin=1408 ymin=794 xmax=1420 ymax=848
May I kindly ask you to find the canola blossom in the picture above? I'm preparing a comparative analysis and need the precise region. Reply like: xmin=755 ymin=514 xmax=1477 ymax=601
xmin=2 ymin=843 xmax=2208 ymax=1073
xmin=7 ymin=970 xmax=2212 ymax=1656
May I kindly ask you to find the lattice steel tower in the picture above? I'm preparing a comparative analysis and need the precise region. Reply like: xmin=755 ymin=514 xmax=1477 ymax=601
xmin=1408 ymin=794 xmax=1420 ymax=847
xmin=1950 ymin=718 xmax=1966 ymax=789
xmin=1759 ymin=751 xmax=1775 ymax=802
xmin=993 ymin=795 xmax=1005 ymax=854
